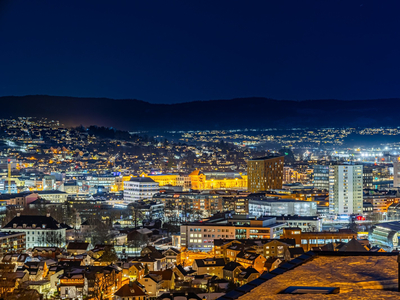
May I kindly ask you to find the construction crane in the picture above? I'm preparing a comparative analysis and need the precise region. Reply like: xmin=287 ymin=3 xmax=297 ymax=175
xmin=8 ymin=159 xmax=11 ymax=194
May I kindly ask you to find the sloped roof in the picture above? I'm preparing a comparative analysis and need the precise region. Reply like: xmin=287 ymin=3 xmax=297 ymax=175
xmin=149 ymin=269 xmax=174 ymax=281
xmin=195 ymin=258 xmax=226 ymax=268
xmin=239 ymin=267 xmax=259 ymax=279
xmin=67 ymin=242 xmax=89 ymax=250
xmin=114 ymin=282 xmax=146 ymax=297
xmin=223 ymin=261 xmax=243 ymax=271
xmin=288 ymin=247 xmax=305 ymax=257
xmin=338 ymin=238 xmax=368 ymax=252
xmin=4 ymin=215 xmax=63 ymax=230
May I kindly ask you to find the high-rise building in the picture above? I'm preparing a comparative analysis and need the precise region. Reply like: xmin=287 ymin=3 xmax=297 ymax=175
xmin=329 ymin=165 xmax=363 ymax=215
xmin=313 ymin=165 xmax=330 ymax=190
xmin=124 ymin=177 xmax=159 ymax=202
xmin=247 ymin=156 xmax=284 ymax=193
xmin=393 ymin=160 xmax=400 ymax=188
xmin=363 ymin=166 xmax=373 ymax=189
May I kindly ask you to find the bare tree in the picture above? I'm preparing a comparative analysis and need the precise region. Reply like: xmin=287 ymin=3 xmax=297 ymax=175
xmin=91 ymin=269 xmax=118 ymax=300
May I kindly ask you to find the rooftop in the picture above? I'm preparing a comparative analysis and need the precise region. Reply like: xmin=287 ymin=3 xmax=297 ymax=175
xmin=129 ymin=177 xmax=156 ymax=183
xmin=218 ymin=252 xmax=400 ymax=300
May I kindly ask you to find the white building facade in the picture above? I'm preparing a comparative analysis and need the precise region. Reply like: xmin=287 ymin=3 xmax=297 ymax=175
xmin=393 ymin=160 xmax=400 ymax=188
xmin=1 ymin=214 xmax=66 ymax=249
xmin=329 ymin=165 xmax=363 ymax=215
xmin=124 ymin=177 xmax=159 ymax=202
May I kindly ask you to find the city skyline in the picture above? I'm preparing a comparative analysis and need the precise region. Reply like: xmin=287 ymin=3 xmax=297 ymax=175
xmin=1 ymin=2 xmax=400 ymax=299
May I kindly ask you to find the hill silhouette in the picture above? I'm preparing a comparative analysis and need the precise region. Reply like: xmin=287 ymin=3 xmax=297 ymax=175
xmin=1 ymin=95 xmax=398 ymax=131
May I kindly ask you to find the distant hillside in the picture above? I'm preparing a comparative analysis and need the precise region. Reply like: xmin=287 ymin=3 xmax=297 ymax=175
xmin=1 ymin=95 xmax=398 ymax=131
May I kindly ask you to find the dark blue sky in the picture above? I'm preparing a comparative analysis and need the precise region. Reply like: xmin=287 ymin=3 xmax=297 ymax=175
xmin=1 ymin=0 xmax=399 ymax=103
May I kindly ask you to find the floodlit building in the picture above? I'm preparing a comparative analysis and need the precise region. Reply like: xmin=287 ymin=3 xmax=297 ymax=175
xmin=393 ymin=160 xmax=400 ymax=188
xmin=124 ymin=177 xmax=159 ymax=202
xmin=189 ymin=171 xmax=247 ymax=190
xmin=247 ymin=156 xmax=284 ymax=193
xmin=329 ymin=165 xmax=363 ymax=215
xmin=1 ymin=213 xmax=67 ymax=249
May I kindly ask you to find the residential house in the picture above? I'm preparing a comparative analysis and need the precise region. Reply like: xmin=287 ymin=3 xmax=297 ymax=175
xmin=139 ymin=273 xmax=163 ymax=298
xmin=264 ymin=257 xmax=282 ymax=272
xmin=235 ymin=252 xmax=266 ymax=274
xmin=58 ymin=269 xmax=88 ymax=299
xmin=67 ymin=242 xmax=90 ymax=256
xmin=162 ymin=247 xmax=181 ymax=267
xmin=119 ymin=262 xmax=144 ymax=281
xmin=223 ymin=261 xmax=243 ymax=283
xmin=114 ymin=282 xmax=148 ymax=300
xmin=148 ymin=269 xmax=175 ymax=290
xmin=288 ymin=247 xmax=305 ymax=259
xmin=263 ymin=240 xmax=292 ymax=261
xmin=237 ymin=267 xmax=260 ymax=286
xmin=2 ymin=253 xmax=29 ymax=267
xmin=192 ymin=258 xmax=226 ymax=278
xmin=140 ymin=246 xmax=166 ymax=271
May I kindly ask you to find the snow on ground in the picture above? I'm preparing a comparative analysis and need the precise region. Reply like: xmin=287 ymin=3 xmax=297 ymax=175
xmin=238 ymin=256 xmax=400 ymax=299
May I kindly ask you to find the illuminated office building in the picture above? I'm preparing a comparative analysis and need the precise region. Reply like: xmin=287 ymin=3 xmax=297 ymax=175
xmin=247 ymin=156 xmax=284 ymax=193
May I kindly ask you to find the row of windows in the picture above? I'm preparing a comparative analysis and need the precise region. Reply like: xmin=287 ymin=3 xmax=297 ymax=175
xmin=301 ymin=238 xmax=350 ymax=244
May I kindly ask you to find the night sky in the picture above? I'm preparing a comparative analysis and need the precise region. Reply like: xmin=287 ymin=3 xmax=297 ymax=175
xmin=1 ymin=1 xmax=400 ymax=103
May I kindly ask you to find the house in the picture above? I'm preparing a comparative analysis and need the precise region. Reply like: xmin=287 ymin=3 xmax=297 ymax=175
xmin=139 ymin=273 xmax=163 ymax=298
xmin=67 ymin=242 xmax=90 ymax=256
xmin=162 ymin=247 xmax=181 ymax=267
xmin=140 ymin=246 xmax=166 ymax=271
xmin=47 ymin=266 xmax=63 ymax=292
xmin=22 ymin=261 xmax=49 ymax=281
xmin=2 ymin=253 xmax=29 ymax=267
xmin=263 ymin=239 xmax=291 ymax=261
xmin=264 ymin=257 xmax=282 ymax=272
xmin=192 ymin=258 xmax=226 ymax=278
xmin=58 ymin=269 xmax=88 ymax=299
xmin=148 ymin=269 xmax=175 ymax=290
xmin=237 ymin=267 xmax=260 ymax=285
xmin=173 ymin=265 xmax=195 ymax=281
xmin=235 ymin=252 xmax=266 ymax=274
xmin=224 ymin=243 xmax=250 ymax=262
xmin=223 ymin=261 xmax=243 ymax=282
xmin=114 ymin=282 xmax=147 ymax=300
xmin=32 ymin=247 xmax=63 ymax=258
xmin=288 ymin=247 xmax=305 ymax=259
